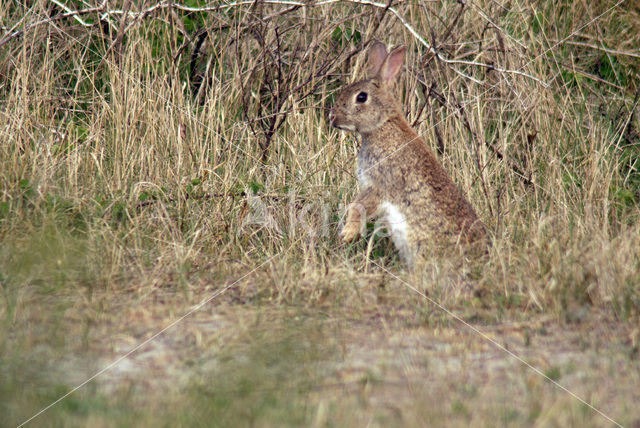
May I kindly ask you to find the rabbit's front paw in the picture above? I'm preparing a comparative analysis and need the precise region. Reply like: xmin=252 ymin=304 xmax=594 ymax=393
xmin=341 ymin=221 xmax=361 ymax=242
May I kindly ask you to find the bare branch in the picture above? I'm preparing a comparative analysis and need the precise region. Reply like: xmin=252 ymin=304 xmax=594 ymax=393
xmin=315 ymin=0 xmax=548 ymax=87
xmin=556 ymin=39 xmax=640 ymax=60
xmin=1 ymin=0 xmax=549 ymax=87
xmin=49 ymin=0 xmax=92 ymax=27
xmin=0 ymin=0 xmax=108 ymax=49
xmin=469 ymin=2 xmax=528 ymax=51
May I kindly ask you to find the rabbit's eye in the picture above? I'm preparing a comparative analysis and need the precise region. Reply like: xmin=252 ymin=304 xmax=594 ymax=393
xmin=355 ymin=92 xmax=368 ymax=103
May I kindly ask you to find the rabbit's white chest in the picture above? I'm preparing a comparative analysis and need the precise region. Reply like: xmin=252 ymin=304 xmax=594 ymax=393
xmin=380 ymin=201 xmax=411 ymax=262
xmin=356 ymin=165 xmax=370 ymax=187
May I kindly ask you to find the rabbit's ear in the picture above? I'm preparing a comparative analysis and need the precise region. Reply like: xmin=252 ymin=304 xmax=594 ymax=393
xmin=367 ymin=41 xmax=388 ymax=77
xmin=378 ymin=46 xmax=406 ymax=86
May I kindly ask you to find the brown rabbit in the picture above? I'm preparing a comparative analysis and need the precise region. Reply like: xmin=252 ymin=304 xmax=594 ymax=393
xmin=329 ymin=41 xmax=486 ymax=268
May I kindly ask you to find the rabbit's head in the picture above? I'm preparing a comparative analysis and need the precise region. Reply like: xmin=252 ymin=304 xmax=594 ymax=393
xmin=330 ymin=42 xmax=406 ymax=134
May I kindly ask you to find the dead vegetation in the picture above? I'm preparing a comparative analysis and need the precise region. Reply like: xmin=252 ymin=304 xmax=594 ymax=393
xmin=1 ymin=0 xmax=640 ymax=426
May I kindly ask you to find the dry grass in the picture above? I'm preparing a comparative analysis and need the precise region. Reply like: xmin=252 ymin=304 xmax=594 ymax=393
xmin=1 ymin=0 xmax=640 ymax=426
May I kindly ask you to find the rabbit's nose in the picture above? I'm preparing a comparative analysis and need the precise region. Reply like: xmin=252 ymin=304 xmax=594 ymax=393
xmin=328 ymin=111 xmax=334 ymax=122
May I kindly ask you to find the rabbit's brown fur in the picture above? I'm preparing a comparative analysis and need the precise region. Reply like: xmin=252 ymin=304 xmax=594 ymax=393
xmin=330 ymin=41 xmax=485 ymax=268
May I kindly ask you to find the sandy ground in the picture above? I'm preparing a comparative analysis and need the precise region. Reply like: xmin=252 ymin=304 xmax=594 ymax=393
xmin=37 ymin=289 xmax=639 ymax=427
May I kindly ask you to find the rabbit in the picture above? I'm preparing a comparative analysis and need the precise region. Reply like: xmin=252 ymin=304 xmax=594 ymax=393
xmin=329 ymin=41 xmax=486 ymax=268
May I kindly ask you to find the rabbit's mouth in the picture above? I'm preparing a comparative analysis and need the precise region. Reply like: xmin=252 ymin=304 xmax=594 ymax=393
xmin=329 ymin=112 xmax=356 ymax=132
xmin=333 ymin=122 xmax=356 ymax=132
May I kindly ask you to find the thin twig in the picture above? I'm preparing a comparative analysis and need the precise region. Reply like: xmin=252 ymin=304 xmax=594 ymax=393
xmin=0 ymin=0 xmax=108 ymax=49
xmin=49 ymin=0 xmax=93 ymax=27
xmin=2 ymin=0 xmax=549 ymax=87
xmin=555 ymin=39 xmax=640 ymax=59
xmin=315 ymin=0 xmax=547 ymax=86
xmin=469 ymin=2 xmax=528 ymax=51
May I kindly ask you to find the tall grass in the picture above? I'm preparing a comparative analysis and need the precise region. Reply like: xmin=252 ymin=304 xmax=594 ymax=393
xmin=1 ymin=0 xmax=640 ymax=425
xmin=2 ymin=0 xmax=638 ymax=310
